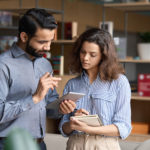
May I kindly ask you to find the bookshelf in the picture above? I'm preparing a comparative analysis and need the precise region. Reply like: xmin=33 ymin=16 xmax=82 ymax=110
xmin=0 ymin=8 xmax=63 ymax=14
xmin=53 ymin=40 xmax=75 ymax=44
xmin=104 ymin=2 xmax=150 ymax=12
xmin=131 ymin=93 xmax=150 ymax=101
xmin=102 ymin=2 xmax=150 ymax=137
xmin=0 ymin=26 xmax=18 ymax=30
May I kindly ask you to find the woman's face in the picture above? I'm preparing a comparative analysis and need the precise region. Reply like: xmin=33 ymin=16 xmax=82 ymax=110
xmin=80 ymin=41 xmax=102 ymax=72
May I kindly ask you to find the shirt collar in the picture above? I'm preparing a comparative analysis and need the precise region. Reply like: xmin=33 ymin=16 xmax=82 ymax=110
xmin=11 ymin=42 xmax=26 ymax=58
xmin=81 ymin=70 xmax=90 ymax=85
xmin=81 ymin=70 xmax=101 ymax=85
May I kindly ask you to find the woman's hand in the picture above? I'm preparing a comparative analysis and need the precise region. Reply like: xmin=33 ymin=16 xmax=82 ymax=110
xmin=69 ymin=109 xmax=90 ymax=133
xmin=59 ymin=100 xmax=76 ymax=114
xmin=70 ymin=117 xmax=91 ymax=133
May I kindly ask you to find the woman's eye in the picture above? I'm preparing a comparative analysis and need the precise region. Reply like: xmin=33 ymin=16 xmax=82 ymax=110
xmin=91 ymin=55 xmax=96 ymax=57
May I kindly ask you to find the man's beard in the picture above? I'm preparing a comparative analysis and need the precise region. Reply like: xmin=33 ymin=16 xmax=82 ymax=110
xmin=25 ymin=41 xmax=44 ymax=58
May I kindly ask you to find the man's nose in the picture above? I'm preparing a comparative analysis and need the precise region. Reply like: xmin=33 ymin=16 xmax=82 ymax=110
xmin=43 ymin=44 xmax=50 ymax=51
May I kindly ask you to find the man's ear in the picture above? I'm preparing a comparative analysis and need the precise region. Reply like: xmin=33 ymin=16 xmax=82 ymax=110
xmin=20 ymin=32 xmax=28 ymax=43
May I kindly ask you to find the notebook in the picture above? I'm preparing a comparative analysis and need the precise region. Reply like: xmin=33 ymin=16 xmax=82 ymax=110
xmin=71 ymin=114 xmax=103 ymax=127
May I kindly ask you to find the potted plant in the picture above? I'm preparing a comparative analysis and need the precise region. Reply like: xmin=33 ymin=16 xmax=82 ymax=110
xmin=137 ymin=32 xmax=150 ymax=60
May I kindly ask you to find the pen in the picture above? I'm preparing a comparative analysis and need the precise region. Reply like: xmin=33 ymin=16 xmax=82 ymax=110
xmin=50 ymin=71 xmax=53 ymax=77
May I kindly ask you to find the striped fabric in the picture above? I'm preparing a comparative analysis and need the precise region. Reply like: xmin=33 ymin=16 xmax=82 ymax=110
xmin=59 ymin=71 xmax=131 ymax=139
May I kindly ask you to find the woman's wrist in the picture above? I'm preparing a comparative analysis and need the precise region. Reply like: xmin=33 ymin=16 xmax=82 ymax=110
xmin=62 ymin=122 xmax=74 ymax=135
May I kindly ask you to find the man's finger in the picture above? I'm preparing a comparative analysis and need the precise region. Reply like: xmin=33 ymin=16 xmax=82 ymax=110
xmin=50 ymin=77 xmax=62 ymax=81
xmin=43 ymin=72 xmax=50 ymax=78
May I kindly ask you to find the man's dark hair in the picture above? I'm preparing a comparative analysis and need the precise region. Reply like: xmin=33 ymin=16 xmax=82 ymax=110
xmin=18 ymin=8 xmax=57 ymax=38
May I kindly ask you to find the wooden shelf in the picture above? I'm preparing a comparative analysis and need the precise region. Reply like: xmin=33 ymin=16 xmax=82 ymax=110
xmin=104 ymin=2 xmax=150 ymax=12
xmin=0 ymin=26 xmax=18 ymax=30
xmin=0 ymin=8 xmax=63 ymax=15
xmin=131 ymin=93 xmax=150 ymax=101
xmin=53 ymin=40 xmax=75 ymax=44
xmin=119 ymin=58 xmax=150 ymax=63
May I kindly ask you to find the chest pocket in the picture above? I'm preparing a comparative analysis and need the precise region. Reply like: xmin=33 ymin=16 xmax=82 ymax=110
xmin=91 ymin=91 xmax=116 ymax=102
xmin=90 ymin=91 xmax=116 ymax=120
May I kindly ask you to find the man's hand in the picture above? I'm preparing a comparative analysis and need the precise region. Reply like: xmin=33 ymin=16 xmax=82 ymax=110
xmin=59 ymin=100 xmax=76 ymax=114
xmin=33 ymin=72 xmax=61 ymax=104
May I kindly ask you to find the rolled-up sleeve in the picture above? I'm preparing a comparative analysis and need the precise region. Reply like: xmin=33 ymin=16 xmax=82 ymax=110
xmin=113 ymin=76 xmax=132 ymax=139
xmin=59 ymin=113 xmax=72 ymax=137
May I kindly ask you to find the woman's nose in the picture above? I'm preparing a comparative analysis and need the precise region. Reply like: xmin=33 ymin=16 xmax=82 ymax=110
xmin=83 ymin=54 xmax=89 ymax=60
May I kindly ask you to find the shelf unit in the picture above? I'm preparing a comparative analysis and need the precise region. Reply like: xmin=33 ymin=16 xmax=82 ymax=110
xmin=0 ymin=0 xmax=68 ymax=53
xmin=0 ymin=8 xmax=63 ymax=15
xmin=120 ymin=59 xmax=150 ymax=101
xmin=104 ymin=2 xmax=150 ymax=12
xmin=131 ymin=93 xmax=150 ymax=101
xmin=53 ymin=40 xmax=75 ymax=44
xmin=101 ymin=2 xmax=150 ymax=138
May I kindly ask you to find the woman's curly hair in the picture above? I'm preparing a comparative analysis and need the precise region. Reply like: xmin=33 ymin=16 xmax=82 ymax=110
xmin=70 ymin=28 xmax=124 ymax=81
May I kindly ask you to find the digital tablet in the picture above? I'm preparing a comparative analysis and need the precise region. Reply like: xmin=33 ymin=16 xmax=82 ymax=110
xmin=59 ymin=92 xmax=85 ymax=102
xmin=46 ymin=92 xmax=85 ymax=109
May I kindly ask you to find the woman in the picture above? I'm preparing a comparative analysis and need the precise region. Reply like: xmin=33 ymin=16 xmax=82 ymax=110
xmin=59 ymin=28 xmax=131 ymax=150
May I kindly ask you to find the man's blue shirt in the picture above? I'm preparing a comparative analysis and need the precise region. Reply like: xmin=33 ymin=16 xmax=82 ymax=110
xmin=0 ymin=43 xmax=59 ymax=138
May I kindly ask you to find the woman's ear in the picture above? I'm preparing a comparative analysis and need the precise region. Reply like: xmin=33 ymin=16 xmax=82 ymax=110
xmin=20 ymin=32 xmax=28 ymax=43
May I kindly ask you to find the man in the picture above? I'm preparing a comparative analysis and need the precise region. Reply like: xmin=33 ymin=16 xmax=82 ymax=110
xmin=0 ymin=8 xmax=76 ymax=150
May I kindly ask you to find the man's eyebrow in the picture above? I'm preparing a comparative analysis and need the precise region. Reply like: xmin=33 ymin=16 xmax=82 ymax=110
xmin=37 ymin=40 xmax=48 ymax=42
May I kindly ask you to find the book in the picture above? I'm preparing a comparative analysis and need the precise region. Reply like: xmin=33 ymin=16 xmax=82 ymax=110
xmin=55 ymin=21 xmax=78 ymax=40
xmin=71 ymin=114 xmax=103 ymax=127
xmin=50 ymin=55 xmax=64 ymax=75
xmin=99 ymin=21 xmax=113 ymax=37
xmin=46 ymin=92 xmax=85 ymax=109
xmin=65 ymin=21 xmax=78 ymax=40
xmin=0 ymin=11 xmax=12 ymax=26
xmin=114 ymin=37 xmax=127 ymax=59
xmin=138 ymin=74 xmax=150 ymax=96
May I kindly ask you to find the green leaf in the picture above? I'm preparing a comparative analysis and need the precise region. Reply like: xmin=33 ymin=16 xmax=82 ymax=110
xmin=139 ymin=32 xmax=150 ymax=43
xmin=4 ymin=128 xmax=40 ymax=150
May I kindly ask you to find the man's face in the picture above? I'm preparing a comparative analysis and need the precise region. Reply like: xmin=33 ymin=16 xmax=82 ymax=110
xmin=25 ymin=28 xmax=55 ymax=58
